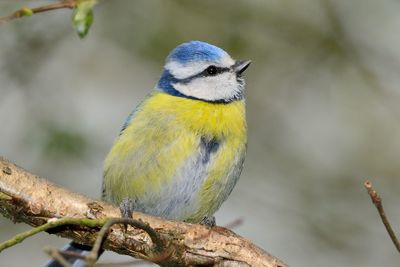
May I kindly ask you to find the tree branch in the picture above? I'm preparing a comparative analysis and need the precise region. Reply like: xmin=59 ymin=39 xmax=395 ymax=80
xmin=0 ymin=157 xmax=287 ymax=267
xmin=0 ymin=0 xmax=77 ymax=24
xmin=364 ymin=180 xmax=400 ymax=253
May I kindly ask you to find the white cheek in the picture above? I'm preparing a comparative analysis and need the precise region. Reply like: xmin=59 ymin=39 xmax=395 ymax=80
xmin=173 ymin=72 xmax=241 ymax=101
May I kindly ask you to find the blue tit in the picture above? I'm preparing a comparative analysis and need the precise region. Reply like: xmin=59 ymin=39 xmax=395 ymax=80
xmin=102 ymin=40 xmax=250 ymax=223
xmin=45 ymin=41 xmax=250 ymax=267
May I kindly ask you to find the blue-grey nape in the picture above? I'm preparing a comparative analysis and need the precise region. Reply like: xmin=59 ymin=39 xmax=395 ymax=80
xmin=157 ymin=69 xmax=189 ymax=99
xmin=167 ymin=40 xmax=227 ymax=64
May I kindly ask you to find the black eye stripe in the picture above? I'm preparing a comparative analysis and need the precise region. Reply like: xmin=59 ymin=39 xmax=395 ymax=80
xmin=174 ymin=65 xmax=231 ymax=84
xmin=203 ymin=65 xmax=230 ymax=76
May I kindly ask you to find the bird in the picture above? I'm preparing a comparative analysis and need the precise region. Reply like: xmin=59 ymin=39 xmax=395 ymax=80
xmin=45 ymin=40 xmax=250 ymax=267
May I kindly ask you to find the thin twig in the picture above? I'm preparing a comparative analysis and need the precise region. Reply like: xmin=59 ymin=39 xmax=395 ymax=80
xmin=58 ymin=250 xmax=87 ymax=260
xmin=0 ymin=217 xmax=107 ymax=252
xmin=86 ymin=218 xmax=167 ymax=266
xmin=0 ymin=216 xmax=166 ymax=266
xmin=0 ymin=0 xmax=77 ymax=24
xmin=364 ymin=180 xmax=400 ymax=253
xmin=44 ymin=247 xmax=73 ymax=267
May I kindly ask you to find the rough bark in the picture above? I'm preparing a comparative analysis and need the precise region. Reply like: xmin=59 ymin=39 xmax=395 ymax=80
xmin=0 ymin=158 xmax=287 ymax=267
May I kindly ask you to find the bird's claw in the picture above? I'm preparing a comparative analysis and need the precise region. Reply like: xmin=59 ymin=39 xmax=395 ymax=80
xmin=200 ymin=215 xmax=216 ymax=227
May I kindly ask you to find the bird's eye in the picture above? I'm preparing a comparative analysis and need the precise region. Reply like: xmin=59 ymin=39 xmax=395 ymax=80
xmin=206 ymin=66 xmax=218 ymax=75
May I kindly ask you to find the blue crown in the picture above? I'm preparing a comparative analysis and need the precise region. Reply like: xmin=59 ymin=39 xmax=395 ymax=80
xmin=166 ymin=41 xmax=227 ymax=64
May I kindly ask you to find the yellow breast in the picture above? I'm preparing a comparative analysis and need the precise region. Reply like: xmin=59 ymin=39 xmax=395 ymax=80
xmin=144 ymin=92 xmax=247 ymax=139
xmin=103 ymin=91 xmax=247 ymax=221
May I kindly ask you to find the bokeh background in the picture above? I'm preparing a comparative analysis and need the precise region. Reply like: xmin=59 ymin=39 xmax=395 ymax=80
xmin=1 ymin=0 xmax=400 ymax=266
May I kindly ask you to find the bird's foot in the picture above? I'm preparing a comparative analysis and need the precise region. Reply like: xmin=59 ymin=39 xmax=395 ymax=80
xmin=200 ymin=216 xmax=216 ymax=227
xmin=119 ymin=198 xmax=135 ymax=219
xmin=119 ymin=198 xmax=136 ymax=233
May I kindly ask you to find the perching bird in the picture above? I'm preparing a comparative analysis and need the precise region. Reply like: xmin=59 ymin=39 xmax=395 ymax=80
xmin=45 ymin=40 xmax=250 ymax=267
xmin=103 ymin=40 xmax=250 ymax=224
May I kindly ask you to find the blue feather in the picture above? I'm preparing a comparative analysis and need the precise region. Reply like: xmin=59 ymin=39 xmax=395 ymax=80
xmin=167 ymin=41 xmax=226 ymax=64
xmin=200 ymin=136 xmax=220 ymax=164
xmin=157 ymin=69 xmax=188 ymax=98
xmin=120 ymin=109 xmax=136 ymax=134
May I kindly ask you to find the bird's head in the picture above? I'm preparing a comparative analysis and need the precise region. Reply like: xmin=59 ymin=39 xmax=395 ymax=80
xmin=157 ymin=41 xmax=251 ymax=103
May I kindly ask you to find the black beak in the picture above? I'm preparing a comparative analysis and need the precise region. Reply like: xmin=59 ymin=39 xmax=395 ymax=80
xmin=233 ymin=60 xmax=251 ymax=75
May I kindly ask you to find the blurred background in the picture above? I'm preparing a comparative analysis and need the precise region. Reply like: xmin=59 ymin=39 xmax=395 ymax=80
xmin=1 ymin=0 xmax=400 ymax=266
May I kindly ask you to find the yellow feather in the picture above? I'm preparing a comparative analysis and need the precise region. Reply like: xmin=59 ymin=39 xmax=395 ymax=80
xmin=143 ymin=92 xmax=246 ymax=138
xmin=103 ymin=91 xmax=246 ymax=221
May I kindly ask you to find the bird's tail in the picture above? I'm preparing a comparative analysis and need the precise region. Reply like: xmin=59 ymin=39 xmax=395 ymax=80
xmin=44 ymin=242 xmax=103 ymax=267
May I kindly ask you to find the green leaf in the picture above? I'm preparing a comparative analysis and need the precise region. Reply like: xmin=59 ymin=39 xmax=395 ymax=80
xmin=72 ymin=0 xmax=97 ymax=39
